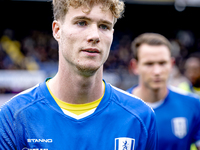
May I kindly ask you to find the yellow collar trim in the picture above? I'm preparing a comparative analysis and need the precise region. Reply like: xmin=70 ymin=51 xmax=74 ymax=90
xmin=46 ymin=80 xmax=105 ymax=115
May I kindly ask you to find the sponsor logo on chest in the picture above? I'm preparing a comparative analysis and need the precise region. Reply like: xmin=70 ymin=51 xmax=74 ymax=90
xmin=27 ymin=139 xmax=53 ymax=143
xmin=22 ymin=148 xmax=48 ymax=150
xmin=23 ymin=139 xmax=53 ymax=150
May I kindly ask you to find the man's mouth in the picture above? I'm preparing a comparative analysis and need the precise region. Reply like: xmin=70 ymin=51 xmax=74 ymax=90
xmin=85 ymin=50 xmax=98 ymax=53
xmin=153 ymin=79 xmax=162 ymax=82
xmin=82 ymin=48 xmax=100 ymax=53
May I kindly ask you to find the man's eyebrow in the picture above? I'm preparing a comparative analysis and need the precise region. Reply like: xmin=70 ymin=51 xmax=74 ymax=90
xmin=99 ymin=19 xmax=113 ymax=26
xmin=73 ymin=16 xmax=113 ymax=26
xmin=73 ymin=16 xmax=91 ymax=21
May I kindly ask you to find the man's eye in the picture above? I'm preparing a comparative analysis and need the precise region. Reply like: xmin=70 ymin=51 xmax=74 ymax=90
xmin=100 ymin=25 xmax=109 ymax=30
xmin=160 ymin=62 xmax=167 ymax=65
xmin=146 ymin=63 xmax=153 ymax=66
xmin=77 ymin=21 xmax=87 ymax=26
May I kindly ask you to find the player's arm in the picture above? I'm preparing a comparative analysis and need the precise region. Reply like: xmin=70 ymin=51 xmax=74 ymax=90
xmin=145 ymin=112 xmax=158 ymax=150
xmin=0 ymin=127 xmax=16 ymax=149
xmin=0 ymin=106 xmax=16 ymax=149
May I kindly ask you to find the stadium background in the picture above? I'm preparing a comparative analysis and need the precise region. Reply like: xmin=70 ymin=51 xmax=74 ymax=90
xmin=0 ymin=0 xmax=200 ymax=105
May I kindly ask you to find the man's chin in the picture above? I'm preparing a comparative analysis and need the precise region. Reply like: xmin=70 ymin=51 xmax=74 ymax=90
xmin=76 ymin=65 xmax=100 ymax=77
xmin=151 ymin=85 xmax=165 ymax=91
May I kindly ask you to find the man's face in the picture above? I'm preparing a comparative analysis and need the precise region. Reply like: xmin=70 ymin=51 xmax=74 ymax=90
xmin=184 ymin=57 xmax=200 ymax=85
xmin=53 ymin=3 xmax=114 ymax=75
xmin=136 ymin=44 xmax=173 ymax=91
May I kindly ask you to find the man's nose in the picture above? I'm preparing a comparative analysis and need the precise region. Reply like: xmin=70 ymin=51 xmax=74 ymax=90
xmin=153 ymin=64 xmax=162 ymax=75
xmin=87 ymin=24 xmax=100 ymax=44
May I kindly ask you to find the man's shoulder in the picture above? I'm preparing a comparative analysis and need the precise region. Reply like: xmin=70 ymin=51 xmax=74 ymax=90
xmin=168 ymin=86 xmax=200 ymax=111
xmin=108 ymin=85 xmax=156 ymax=134
xmin=109 ymin=84 xmax=155 ymax=119
xmin=0 ymin=83 xmax=45 ymax=117
xmin=169 ymin=86 xmax=200 ymax=101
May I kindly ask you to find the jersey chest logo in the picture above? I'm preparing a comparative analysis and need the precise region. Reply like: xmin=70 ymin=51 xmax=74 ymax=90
xmin=171 ymin=117 xmax=188 ymax=139
xmin=115 ymin=137 xmax=135 ymax=150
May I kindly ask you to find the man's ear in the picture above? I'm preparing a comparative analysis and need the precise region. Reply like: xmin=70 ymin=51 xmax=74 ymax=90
xmin=129 ymin=58 xmax=139 ymax=75
xmin=52 ymin=20 xmax=61 ymax=41
xmin=171 ymin=57 xmax=175 ymax=67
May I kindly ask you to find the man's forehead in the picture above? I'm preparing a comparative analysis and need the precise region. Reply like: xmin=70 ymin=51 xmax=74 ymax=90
xmin=67 ymin=4 xmax=114 ymax=23
xmin=137 ymin=44 xmax=170 ymax=61
xmin=138 ymin=44 xmax=170 ymax=55
xmin=139 ymin=44 xmax=169 ymax=50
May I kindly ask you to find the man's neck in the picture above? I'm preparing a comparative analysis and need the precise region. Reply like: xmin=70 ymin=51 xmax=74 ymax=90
xmin=48 ymin=67 xmax=104 ymax=104
xmin=132 ymin=85 xmax=168 ymax=103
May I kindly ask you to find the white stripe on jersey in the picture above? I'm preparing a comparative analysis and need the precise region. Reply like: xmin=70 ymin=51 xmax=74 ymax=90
xmin=62 ymin=108 xmax=96 ymax=120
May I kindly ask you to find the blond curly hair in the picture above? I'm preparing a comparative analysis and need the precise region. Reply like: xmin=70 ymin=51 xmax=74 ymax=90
xmin=52 ymin=0 xmax=124 ymax=23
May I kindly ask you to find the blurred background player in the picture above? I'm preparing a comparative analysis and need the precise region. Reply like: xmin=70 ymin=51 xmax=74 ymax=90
xmin=178 ymin=53 xmax=200 ymax=96
xmin=127 ymin=33 xmax=200 ymax=150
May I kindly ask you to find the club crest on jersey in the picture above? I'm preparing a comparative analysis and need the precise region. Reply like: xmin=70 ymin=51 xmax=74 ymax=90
xmin=171 ymin=117 xmax=188 ymax=139
xmin=115 ymin=137 xmax=135 ymax=150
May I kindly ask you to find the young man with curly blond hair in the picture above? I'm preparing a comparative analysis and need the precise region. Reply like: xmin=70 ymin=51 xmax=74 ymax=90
xmin=0 ymin=1 xmax=157 ymax=149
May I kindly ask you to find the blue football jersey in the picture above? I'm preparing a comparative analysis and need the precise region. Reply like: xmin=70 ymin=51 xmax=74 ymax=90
xmin=0 ymin=80 xmax=157 ymax=150
xmin=127 ymin=86 xmax=200 ymax=150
